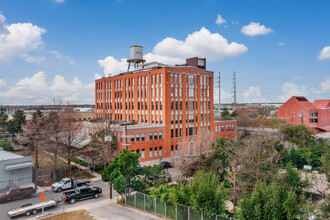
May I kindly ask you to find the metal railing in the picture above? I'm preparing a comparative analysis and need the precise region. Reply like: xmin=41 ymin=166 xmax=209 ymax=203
xmin=124 ymin=189 xmax=234 ymax=220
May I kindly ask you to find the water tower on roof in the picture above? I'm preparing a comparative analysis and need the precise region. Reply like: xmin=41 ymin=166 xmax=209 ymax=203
xmin=127 ymin=45 xmax=145 ymax=71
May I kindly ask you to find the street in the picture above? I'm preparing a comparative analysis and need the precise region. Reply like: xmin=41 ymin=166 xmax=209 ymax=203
xmin=0 ymin=180 xmax=116 ymax=220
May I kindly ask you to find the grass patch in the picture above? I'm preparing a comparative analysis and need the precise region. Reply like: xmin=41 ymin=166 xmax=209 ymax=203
xmin=43 ymin=209 xmax=94 ymax=220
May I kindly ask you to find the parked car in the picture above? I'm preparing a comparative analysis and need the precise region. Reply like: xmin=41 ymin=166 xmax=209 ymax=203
xmin=52 ymin=177 xmax=90 ymax=192
xmin=63 ymin=186 xmax=102 ymax=204
xmin=0 ymin=187 xmax=36 ymax=204
xmin=161 ymin=161 xmax=172 ymax=169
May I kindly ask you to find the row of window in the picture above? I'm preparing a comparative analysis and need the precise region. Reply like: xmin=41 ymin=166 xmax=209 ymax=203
xmin=136 ymin=146 xmax=163 ymax=159
xmin=170 ymin=101 xmax=210 ymax=110
xmin=131 ymin=132 xmax=163 ymax=142
xmin=309 ymin=119 xmax=318 ymax=123
xmin=170 ymin=74 xmax=210 ymax=85
xmin=215 ymin=124 xmax=235 ymax=132
xmin=171 ymin=144 xmax=182 ymax=155
xmin=309 ymin=113 xmax=318 ymax=117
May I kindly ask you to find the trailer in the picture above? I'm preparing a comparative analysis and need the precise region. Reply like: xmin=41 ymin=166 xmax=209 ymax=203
xmin=7 ymin=199 xmax=60 ymax=218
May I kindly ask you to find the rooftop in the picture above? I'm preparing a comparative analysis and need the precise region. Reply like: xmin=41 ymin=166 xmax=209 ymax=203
xmin=0 ymin=148 xmax=23 ymax=161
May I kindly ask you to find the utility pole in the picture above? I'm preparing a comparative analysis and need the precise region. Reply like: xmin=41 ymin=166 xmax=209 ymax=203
xmin=218 ymin=72 xmax=221 ymax=118
xmin=299 ymin=110 xmax=305 ymax=125
xmin=290 ymin=112 xmax=295 ymax=124
xmin=107 ymin=121 xmax=113 ymax=200
xmin=233 ymin=71 xmax=237 ymax=110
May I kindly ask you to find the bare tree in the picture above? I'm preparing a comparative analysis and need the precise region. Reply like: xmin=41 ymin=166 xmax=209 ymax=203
xmin=16 ymin=110 xmax=46 ymax=188
xmin=44 ymin=99 xmax=65 ymax=179
xmin=60 ymin=105 xmax=85 ymax=174
xmin=87 ymin=121 xmax=118 ymax=169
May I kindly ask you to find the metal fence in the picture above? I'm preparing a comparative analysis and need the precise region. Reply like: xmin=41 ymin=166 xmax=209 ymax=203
xmin=124 ymin=189 xmax=234 ymax=220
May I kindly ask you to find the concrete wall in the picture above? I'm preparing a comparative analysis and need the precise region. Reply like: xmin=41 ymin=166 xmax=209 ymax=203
xmin=0 ymin=156 xmax=33 ymax=190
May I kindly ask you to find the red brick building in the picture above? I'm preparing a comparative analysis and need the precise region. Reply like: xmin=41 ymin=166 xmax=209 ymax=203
xmin=95 ymin=57 xmax=237 ymax=162
xmin=278 ymin=96 xmax=330 ymax=133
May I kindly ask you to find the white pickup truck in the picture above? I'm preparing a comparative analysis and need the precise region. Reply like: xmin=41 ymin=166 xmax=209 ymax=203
xmin=51 ymin=178 xmax=90 ymax=192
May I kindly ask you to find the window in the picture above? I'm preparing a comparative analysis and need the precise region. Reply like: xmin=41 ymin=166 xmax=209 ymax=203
xmin=215 ymin=126 xmax=218 ymax=132
xmin=309 ymin=119 xmax=318 ymax=123
xmin=222 ymin=126 xmax=224 ymax=131
xmin=226 ymin=125 xmax=228 ymax=131
xmin=154 ymin=147 xmax=158 ymax=157
xmin=136 ymin=149 xmax=140 ymax=155
xmin=159 ymin=74 xmax=162 ymax=83
xmin=154 ymin=132 xmax=158 ymax=140
xmin=171 ymin=129 xmax=174 ymax=138
xmin=189 ymin=75 xmax=194 ymax=84
xmin=175 ymin=145 xmax=178 ymax=154
xmin=159 ymin=146 xmax=162 ymax=156
xmin=142 ymin=149 xmax=145 ymax=159
xmin=218 ymin=126 xmax=221 ymax=132
xmin=149 ymin=132 xmax=153 ymax=140
xmin=309 ymin=113 xmax=318 ymax=117
xmin=232 ymin=124 xmax=234 ymax=130
xmin=171 ymin=145 xmax=174 ymax=155
xmin=130 ymin=134 xmax=135 ymax=142
xmin=141 ymin=133 xmax=145 ymax=141
xmin=149 ymin=148 xmax=153 ymax=158
xmin=189 ymin=88 xmax=194 ymax=97
xmin=136 ymin=133 xmax=140 ymax=141
xmin=159 ymin=132 xmax=163 ymax=139
xmin=189 ymin=127 xmax=194 ymax=136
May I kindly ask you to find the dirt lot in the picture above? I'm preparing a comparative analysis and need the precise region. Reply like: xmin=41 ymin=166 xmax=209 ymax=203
xmin=43 ymin=210 xmax=95 ymax=220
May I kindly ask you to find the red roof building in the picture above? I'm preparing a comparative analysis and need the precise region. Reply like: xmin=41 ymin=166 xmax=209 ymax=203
xmin=278 ymin=96 xmax=330 ymax=133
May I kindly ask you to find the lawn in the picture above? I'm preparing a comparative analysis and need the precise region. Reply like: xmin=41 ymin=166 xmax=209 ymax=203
xmin=43 ymin=210 xmax=94 ymax=220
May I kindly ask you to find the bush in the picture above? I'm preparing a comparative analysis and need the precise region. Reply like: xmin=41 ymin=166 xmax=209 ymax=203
xmin=0 ymin=140 xmax=13 ymax=152
xmin=71 ymin=157 xmax=88 ymax=167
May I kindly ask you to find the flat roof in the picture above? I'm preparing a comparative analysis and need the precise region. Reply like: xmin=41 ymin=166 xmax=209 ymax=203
xmin=0 ymin=149 xmax=23 ymax=161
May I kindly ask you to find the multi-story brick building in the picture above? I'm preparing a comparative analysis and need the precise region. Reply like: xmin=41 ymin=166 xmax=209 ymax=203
xmin=278 ymin=96 xmax=330 ymax=133
xmin=95 ymin=56 xmax=237 ymax=162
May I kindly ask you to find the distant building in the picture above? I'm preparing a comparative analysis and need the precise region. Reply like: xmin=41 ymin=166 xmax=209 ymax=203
xmin=277 ymin=96 xmax=330 ymax=133
xmin=95 ymin=52 xmax=237 ymax=162
xmin=0 ymin=148 xmax=33 ymax=190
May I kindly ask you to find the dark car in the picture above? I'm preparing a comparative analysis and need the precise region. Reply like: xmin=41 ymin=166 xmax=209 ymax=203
xmin=63 ymin=186 xmax=102 ymax=204
xmin=161 ymin=161 xmax=172 ymax=169
xmin=0 ymin=187 xmax=36 ymax=204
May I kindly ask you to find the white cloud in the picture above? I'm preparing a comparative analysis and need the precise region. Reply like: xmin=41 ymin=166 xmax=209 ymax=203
xmin=215 ymin=14 xmax=226 ymax=25
xmin=315 ymin=77 xmax=330 ymax=95
xmin=143 ymin=53 xmax=184 ymax=65
xmin=22 ymin=54 xmax=45 ymax=63
xmin=231 ymin=20 xmax=239 ymax=25
xmin=278 ymin=42 xmax=285 ymax=46
xmin=279 ymin=82 xmax=308 ymax=102
xmin=94 ymin=73 xmax=103 ymax=80
xmin=0 ymin=79 xmax=6 ymax=88
xmin=98 ymin=56 xmax=128 ymax=76
xmin=49 ymin=50 xmax=75 ymax=64
xmin=152 ymin=27 xmax=247 ymax=62
xmin=213 ymin=88 xmax=232 ymax=104
xmin=0 ymin=72 xmax=94 ymax=104
xmin=0 ymin=13 xmax=46 ymax=62
xmin=241 ymin=22 xmax=273 ymax=36
xmin=242 ymin=86 xmax=267 ymax=103
xmin=54 ymin=0 xmax=65 ymax=3
xmin=318 ymin=46 xmax=330 ymax=60
xmin=98 ymin=27 xmax=247 ymax=75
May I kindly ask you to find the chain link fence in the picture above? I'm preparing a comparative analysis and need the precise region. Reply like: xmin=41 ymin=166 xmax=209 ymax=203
xmin=125 ymin=189 xmax=235 ymax=220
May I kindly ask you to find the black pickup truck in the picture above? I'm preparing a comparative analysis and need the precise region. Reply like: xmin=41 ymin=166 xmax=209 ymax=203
xmin=63 ymin=186 xmax=102 ymax=204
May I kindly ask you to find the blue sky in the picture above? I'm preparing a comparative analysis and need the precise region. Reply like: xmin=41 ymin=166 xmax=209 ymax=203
xmin=0 ymin=0 xmax=329 ymax=105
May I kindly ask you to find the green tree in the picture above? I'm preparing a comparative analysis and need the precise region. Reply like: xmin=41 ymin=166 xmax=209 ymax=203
xmin=236 ymin=181 xmax=301 ymax=220
xmin=7 ymin=109 xmax=26 ymax=134
xmin=0 ymin=110 xmax=8 ymax=133
xmin=188 ymin=170 xmax=227 ymax=216
xmin=230 ymin=110 xmax=237 ymax=117
xmin=102 ymin=149 xmax=142 ymax=196
xmin=140 ymin=163 xmax=171 ymax=189
xmin=280 ymin=124 xmax=315 ymax=147
xmin=321 ymin=141 xmax=330 ymax=181
xmin=220 ymin=108 xmax=232 ymax=120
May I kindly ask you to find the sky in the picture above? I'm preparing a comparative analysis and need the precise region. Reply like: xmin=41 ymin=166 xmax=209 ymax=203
xmin=0 ymin=0 xmax=329 ymax=105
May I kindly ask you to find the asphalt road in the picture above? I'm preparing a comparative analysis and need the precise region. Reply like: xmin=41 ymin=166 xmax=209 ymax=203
xmin=0 ymin=180 xmax=116 ymax=220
